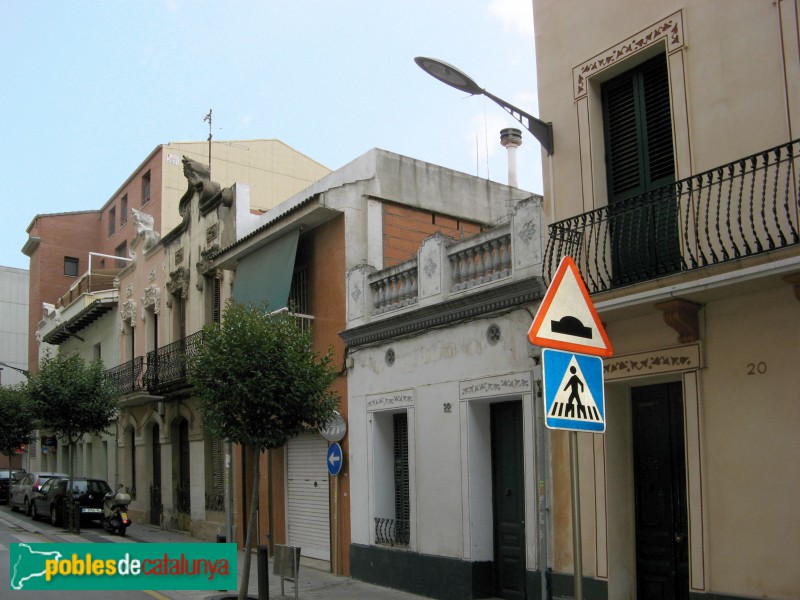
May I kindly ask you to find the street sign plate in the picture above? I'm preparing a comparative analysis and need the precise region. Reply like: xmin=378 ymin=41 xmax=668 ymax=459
xmin=326 ymin=442 xmax=343 ymax=477
xmin=542 ymin=348 xmax=606 ymax=433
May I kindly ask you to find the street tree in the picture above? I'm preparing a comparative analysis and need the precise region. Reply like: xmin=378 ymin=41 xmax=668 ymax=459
xmin=188 ymin=302 xmax=339 ymax=600
xmin=25 ymin=351 xmax=119 ymax=528
xmin=0 ymin=384 xmax=37 ymax=503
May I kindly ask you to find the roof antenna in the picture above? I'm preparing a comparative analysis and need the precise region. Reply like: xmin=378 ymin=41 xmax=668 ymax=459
xmin=203 ymin=109 xmax=213 ymax=176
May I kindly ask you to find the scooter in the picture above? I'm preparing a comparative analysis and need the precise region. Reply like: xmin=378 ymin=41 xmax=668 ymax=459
xmin=102 ymin=484 xmax=132 ymax=536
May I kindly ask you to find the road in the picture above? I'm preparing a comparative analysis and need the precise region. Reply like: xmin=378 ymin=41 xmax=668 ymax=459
xmin=0 ymin=504 xmax=174 ymax=599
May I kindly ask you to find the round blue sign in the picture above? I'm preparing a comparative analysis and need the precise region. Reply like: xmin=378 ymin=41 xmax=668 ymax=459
xmin=326 ymin=442 xmax=343 ymax=477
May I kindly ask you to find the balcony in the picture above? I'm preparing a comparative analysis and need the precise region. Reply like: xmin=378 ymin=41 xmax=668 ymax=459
xmin=544 ymin=139 xmax=800 ymax=293
xmin=108 ymin=312 xmax=316 ymax=400
xmin=144 ymin=330 xmax=205 ymax=395
xmin=104 ymin=357 xmax=146 ymax=395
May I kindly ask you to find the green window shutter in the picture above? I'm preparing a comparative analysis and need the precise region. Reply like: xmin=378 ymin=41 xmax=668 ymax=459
xmin=603 ymin=53 xmax=675 ymax=202
xmin=602 ymin=54 xmax=680 ymax=284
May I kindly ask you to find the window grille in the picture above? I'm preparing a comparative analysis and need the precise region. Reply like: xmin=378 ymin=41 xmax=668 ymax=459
xmin=393 ymin=413 xmax=410 ymax=543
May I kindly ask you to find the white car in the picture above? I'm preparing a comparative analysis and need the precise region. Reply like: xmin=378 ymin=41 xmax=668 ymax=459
xmin=10 ymin=472 xmax=66 ymax=516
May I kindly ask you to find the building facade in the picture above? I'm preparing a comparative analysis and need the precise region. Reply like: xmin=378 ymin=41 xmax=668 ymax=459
xmin=210 ymin=148 xmax=531 ymax=576
xmin=23 ymin=139 xmax=330 ymax=374
xmin=533 ymin=2 xmax=800 ymax=599
xmin=342 ymin=196 xmax=547 ymax=600
xmin=21 ymin=140 xmax=330 ymax=536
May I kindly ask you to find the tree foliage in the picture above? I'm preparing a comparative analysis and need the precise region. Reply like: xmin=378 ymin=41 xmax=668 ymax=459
xmin=188 ymin=301 xmax=339 ymax=600
xmin=26 ymin=351 xmax=119 ymax=445
xmin=0 ymin=384 xmax=37 ymax=474
xmin=188 ymin=302 xmax=340 ymax=450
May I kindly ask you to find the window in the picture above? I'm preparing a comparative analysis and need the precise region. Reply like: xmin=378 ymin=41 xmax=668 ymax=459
xmin=373 ymin=410 xmax=410 ymax=546
xmin=116 ymin=241 xmax=128 ymax=268
xmin=108 ymin=206 xmax=116 ymax=237
xmin=602 ymin=53 xmax=680 ymax=283
xmin=64 ymin=256 xmax=79 ymax=277
xmin=141 ymin=171 xmax=151 ymax=206
xmin=120 ymin=195 xmax=128 ymax=225
xmin=206 ymin=273 xmax=222 ymax=325
xmin=602 ymin=53 xmax=675 ymax=201
xmin=93 ymin=343 xmax=101 ymax=360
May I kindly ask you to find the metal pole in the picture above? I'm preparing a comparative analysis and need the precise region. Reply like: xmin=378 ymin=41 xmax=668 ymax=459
xmin=225 ymin=441 xmax=232 ymax=545
xmin=257 ymin=544 xmax=269 ymax=600
xmin=570 ymin=431 xmax=583 ymax=600
xmin=534 ymin=364 xmax=549 ymax=600
xmin=332 ymin=473 xmax=339 ymax=574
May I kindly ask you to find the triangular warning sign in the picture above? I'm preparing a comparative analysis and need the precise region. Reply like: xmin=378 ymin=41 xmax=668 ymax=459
xmin=528 ymin=256 xmax=613 ymax=357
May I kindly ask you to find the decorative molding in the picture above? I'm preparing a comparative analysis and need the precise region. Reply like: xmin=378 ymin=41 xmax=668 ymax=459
xmin=366 ymin=389 xmax=414 ymax=412
xmin=655 ymin=298 xmax=702 ymax=343
xmin=147 ymin=267 xmax=156 ymax=282
xmin=783 ymin=272 xmax=800 ymax=302
xmin=604 ymin=343 xmax=702 ymax=381
xmin=166 ymin=266 xmax=190 ymax=301
xmin=206 ymin=223 xmax=218 ymax=244
xmin=340 ymin=276 xmax=546 ymax=348
xmin=120 ymin=300 xmax=137 ymax=329
xmin=141 ymin=286 xmax=161 ymax=317
xmin=126 ymin=284 xmax=134 ymax=298
xmin=175 ymin=247 xmax=184 ymax=266
xmin=196 ymin=244 xmax=221 ymax=278
xmin=573 ymin=11 xmax=684 ymax=99
xmin=459 ymin=372 xmax=531 ymax=401
xmin=130 ymin=208 xmax=161 ymax=253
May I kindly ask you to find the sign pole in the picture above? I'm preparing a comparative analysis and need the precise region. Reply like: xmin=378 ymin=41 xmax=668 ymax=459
xmin=570 ymin=430 xmax=583 ymax=600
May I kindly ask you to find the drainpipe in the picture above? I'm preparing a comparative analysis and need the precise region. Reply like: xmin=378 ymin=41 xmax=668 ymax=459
xmin=533 ymin=358 xmax=550 ymax=600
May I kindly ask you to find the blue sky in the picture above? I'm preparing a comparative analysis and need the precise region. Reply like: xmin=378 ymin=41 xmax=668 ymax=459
xmin=0 ymin=1 xmax=543 ymax=270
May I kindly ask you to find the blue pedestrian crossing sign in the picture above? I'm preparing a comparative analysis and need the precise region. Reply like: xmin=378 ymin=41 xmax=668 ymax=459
xmin=542 ymin=348 xmax=605 ymax=433
xmin=327 ymin=442 xmax=344 ymax=477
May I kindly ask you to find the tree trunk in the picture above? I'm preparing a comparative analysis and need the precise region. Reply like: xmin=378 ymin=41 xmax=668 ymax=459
xmin=238 ymin=444 xmax=261 ymax=600
xmin=67 ymin=440 xmax=76 ymax=532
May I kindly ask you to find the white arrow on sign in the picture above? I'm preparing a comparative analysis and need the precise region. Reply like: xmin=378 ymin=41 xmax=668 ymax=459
xmin=328 ymin=453 xmax=341 ymax=467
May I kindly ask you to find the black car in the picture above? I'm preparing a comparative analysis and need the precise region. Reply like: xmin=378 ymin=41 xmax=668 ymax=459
xmin=0 ymin=469 xmax=26 ymax=503
xmin=30 ymin=477 xmax=112 ymax=527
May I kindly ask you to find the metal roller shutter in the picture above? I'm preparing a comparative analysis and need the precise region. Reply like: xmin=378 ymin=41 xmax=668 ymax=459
xmin=286 ymin=433 xmax=330 ymax=561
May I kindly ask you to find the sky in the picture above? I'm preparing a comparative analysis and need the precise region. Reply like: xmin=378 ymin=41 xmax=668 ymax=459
xmin=0 ymin=1 xmax=543 ymax=271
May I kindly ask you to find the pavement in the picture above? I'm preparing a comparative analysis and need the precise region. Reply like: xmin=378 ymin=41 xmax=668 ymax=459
xmin=1 ymin=505 xmax=430 ymax=600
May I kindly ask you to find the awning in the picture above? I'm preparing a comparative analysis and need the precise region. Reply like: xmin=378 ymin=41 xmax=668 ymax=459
xmin=233 ymin=228 xmax=300 ymax=310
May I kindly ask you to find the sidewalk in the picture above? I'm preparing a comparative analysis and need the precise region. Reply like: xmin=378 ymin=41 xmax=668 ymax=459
xmin=1 ymin=507 xmax=429 ymax=600
xmin=135 ymin=520 xmax=430 ymax=600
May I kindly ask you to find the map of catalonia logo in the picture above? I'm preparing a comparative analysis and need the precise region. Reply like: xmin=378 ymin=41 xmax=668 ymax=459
xmin=10 ymin=542 xmax=237 ymax=591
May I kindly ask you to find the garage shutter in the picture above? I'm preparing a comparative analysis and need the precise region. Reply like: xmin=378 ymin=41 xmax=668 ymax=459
xmin=286 ymin=433 xmax=330 ymax=561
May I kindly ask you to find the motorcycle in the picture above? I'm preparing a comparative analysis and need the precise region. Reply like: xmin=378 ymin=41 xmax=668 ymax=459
xmin=101 ymin=484 xmax=132 ymax=536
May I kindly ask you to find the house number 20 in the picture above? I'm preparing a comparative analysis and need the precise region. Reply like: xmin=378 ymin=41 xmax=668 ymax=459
xmin=746 ymin=362 xmax=767 ymax=375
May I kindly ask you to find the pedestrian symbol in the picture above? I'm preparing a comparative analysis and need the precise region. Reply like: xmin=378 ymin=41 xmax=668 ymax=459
xmin=542 ymin=348 xmax=605 ymax=433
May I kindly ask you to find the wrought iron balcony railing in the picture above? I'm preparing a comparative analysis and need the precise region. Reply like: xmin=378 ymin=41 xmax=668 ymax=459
xmin=374 ymin=517 xmax=410 ymax=547
xmin=144 ymin=330 xmax=205 ymax=393
xmin=544 ymin=138 xmax=800 ymax=293
xmin=104 ymin=357 xmax=146 ymax=395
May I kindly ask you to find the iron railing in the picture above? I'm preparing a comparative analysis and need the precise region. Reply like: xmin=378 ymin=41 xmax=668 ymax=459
xmin=544 ymin=139 xmax=800 ymax=292
xmin=374 ymin=517 xmax=410 ymax=546
xmin=144 ymin=330 xmax=205 ymax=393
xmin=104 ymin=357 xmax=146 ymax=395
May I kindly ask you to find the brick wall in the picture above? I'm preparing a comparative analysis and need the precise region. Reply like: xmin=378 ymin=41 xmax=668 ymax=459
xmin=27 ymin=212 xmax=102 ymax=371
xmin=382 ymin=202 xmax=484 ymax=266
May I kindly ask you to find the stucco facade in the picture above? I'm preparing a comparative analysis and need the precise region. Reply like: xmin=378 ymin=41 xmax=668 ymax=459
xmin=211 ymin=148 xmax=532 ymax=576
xmin=533 ymin=2 xmax=800 ymax=599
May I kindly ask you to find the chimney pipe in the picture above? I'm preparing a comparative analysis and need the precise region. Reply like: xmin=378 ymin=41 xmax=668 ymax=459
xmin=500 ymin=127 xmax=523 ymax=188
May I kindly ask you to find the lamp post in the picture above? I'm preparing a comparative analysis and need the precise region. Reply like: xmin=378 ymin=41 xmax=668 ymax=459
xmin=414 ymin=56 xmax=553 ymax=155
xmin=415 ymin=57 xmax=560 ymax=600
xmin=414 ymin=56 xmax=557 ymax=225
xmin=0 ymin=361 xmax=29 ymax=379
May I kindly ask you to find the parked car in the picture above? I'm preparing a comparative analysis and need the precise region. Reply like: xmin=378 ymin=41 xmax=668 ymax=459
xmin=30 ymin=477 xmax=112 ymax=527
xmin=10 ymin=472 xmax=67 ymax=515
xmin=0 ymin=469 xmax=26 ymax=503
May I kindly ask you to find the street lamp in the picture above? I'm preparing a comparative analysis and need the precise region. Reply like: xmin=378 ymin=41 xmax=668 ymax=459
xmin=414 ymin=56 xmax=553 ymax=156
xmin=0 ymin=361 xmax=29 ymax=378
